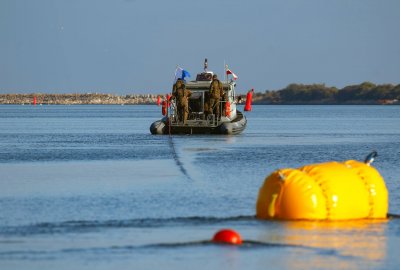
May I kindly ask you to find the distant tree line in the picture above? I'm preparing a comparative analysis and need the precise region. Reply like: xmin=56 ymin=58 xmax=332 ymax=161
xmin=254 ymin=82 xmax=400 ymax=104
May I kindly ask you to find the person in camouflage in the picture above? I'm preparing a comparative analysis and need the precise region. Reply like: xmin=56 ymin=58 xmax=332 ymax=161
xmin=176 ymin=84 xmax=192 ymax=124
xmin=207 ymin=74 xmax=224 ymax=118
xmin=172 ymin=78 xmax=184 ymax=122
xmin=172 ymin=78 xmax=184 ymax=98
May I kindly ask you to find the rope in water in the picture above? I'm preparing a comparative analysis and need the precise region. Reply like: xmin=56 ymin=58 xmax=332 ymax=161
xmin=167 ymin=101 xmax=193 ymax=181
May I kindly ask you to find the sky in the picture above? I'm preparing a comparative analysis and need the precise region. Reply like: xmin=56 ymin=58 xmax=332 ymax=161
xmin=0 ymin=0 xmax=399 ymax=94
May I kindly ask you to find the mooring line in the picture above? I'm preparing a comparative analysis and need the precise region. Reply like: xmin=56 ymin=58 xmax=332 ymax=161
xmin=168 ymin=135 xmax=193 ymax=181
xmin=167 ymin=105 xmax=193 ymax=181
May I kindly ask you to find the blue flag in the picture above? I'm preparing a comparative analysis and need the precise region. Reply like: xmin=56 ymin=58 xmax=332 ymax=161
xmin=174 ymin=67 xmax=191 ymax=82
xmin=182 ymin=69 xmax=190 ymax=80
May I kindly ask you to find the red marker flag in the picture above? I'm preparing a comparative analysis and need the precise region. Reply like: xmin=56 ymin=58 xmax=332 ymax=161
xmin=226 ymin=69 xmax=238 ymax=80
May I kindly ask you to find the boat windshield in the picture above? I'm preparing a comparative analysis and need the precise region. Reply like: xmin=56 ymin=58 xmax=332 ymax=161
xmin=196 ymin=72 xmax=213 ymax=81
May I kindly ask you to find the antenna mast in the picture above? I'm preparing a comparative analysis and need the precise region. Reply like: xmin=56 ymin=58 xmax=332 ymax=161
xmin=225 ymin=62 xmax=228 ymax=83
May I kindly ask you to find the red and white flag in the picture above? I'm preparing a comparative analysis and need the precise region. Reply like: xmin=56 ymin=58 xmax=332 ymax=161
xmin=226 ymin=68 xmax=238 ymax=80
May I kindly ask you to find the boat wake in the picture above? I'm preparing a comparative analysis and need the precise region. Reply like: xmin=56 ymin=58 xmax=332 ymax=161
xmin=0 ymin=215 xmax=256 ymax=236
xmin=0 ymin=237 xmax=348 ymax=261
xmin=4 ymin=214 xmax=398 ymax=237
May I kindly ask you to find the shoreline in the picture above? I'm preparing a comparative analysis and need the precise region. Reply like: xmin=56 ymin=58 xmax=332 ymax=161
xmin=0 ymin=93 xmax=399 ymax=105
xmin=0 ymin=93 xmax=159 ymax=105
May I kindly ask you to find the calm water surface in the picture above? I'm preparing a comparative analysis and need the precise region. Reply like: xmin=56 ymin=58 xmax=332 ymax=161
xmin=0 ymin=105 xmax=399 ymax=269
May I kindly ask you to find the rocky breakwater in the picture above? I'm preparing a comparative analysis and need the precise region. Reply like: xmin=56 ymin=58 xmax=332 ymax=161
xmin=0 ymin=93 xmax=160 ymax=105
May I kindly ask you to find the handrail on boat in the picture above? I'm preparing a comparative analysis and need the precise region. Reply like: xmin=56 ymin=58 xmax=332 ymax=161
xmin=168 ymin=98 xmax=227 ymax=127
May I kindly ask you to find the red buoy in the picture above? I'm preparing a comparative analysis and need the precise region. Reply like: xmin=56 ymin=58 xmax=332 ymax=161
xmin=212 ymin=229 xmax=242 ymax=245
xmin=244 ymin=89 xmax=254 ymax=111
xmin=225 ymin=101 xmax=231 ymax=117
xmin=157 ymin=95 xmax=161 ymax=106
xmin=33 ymin=96 xmax=37 ymax=106
xmin=166 ymin=94 xmax=171 ymax=107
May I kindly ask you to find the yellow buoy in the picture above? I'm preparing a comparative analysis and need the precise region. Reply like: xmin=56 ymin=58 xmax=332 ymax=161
xmin=256 ymin=159 xmax=388 ymax=220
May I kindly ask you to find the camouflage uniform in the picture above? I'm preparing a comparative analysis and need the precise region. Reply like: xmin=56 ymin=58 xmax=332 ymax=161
xmin=207 ymin=76 xmax=224 ymax=118
xmin=176 ymin=85 xmax=192 ymax=124
xmin=172 ymin=79 xmax=184 ymax=122
xmin=172 ymin=79 xmax=184 ymax=98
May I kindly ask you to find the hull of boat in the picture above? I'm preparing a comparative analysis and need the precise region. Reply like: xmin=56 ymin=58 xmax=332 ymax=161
xmin=150 ymin=111 xmax=247 ymax=135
